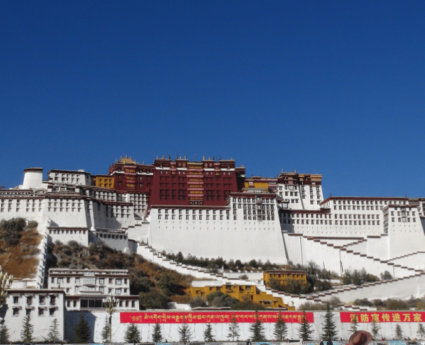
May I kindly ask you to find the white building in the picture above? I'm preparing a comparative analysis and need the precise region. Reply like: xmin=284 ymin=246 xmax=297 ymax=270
xmin=48 ymin=268 xmax=139 ymax=311
xmin=3 ymin=289 xmax=65 ymax=342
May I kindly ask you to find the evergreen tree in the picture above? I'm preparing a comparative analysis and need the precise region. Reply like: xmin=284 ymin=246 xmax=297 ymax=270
xmin=274 ymin=312 xmax=287 ymax=341
xmin=125 ymin=323 xmax=141 ymax=343
xmin=371 ymin=320 xmax=380 ymax=338
xmin=47 ymin=318 xmax=60 ymax=343
xmin=227 ymin=313 xmax=240 ymax=341
xmin=178 ymin=320 xmax=192 ymax=343
xmin=250 ymin=311 xmax=265 ymax=342
xmin=418 ymin=324 xmax=425 ymax=339
xmin=152 ymin=322 xmax=162 ymax=343
xmin=321 ymin=303 xmax=337 ymax=341
xmin=298 ymin=310 xmax=313 ymax=341
xmin=101 ymin=318 xmax=111 ymax=343
xmin=395 ymin=324 xmax=403 ymax=340
xmin=21 ymin=314 xmax=34 ymax=343
xmin=350 ymin=314 xmax=358 ymax=334
xmin=204 ymin=323 xmax=215 ymax=342
xmin=74 ymin=313 xmax=91 ymax=343
xmin=0 ymin=325 xmax=9 ymax=344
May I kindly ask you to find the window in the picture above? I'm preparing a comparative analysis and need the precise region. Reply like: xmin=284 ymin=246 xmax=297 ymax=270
xmin=38 ymin=308 xmax=45 ymax=316
xmin=13 ymin=308 xmax=19 ymax=316
xmin=50 ymin=296 xmax=56 ymax=305
xmin=49 ymin=308 xmax=55 ymax=316
xmin=116 ymin=289 xmax=122 ymax=295
xmin=76 ymin=278 xmax=80 ymax=284
xmin=39 ymin=296 xmax=45 ymax=305
xmin=26 ymin=309 xmax=31 ymax=316
xmin=99 ymin=278 xmax=104 ymax=285
xmin=27 ymin=297 xmax=33 ymax=306
xmin=116 ymin=279 xmax=122 ymax=285
xmin=109 ymin=278 xmax=113 ymax=284
xmin=67 ymin=277 xmax=70 ymax=283
xmin=13 ymin=296 xmax=19 ymax=304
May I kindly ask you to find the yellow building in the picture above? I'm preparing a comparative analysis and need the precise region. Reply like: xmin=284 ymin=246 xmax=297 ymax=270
xmin=94 ymin=175 xmax=114 ymax=189
xmin=263 ymin=270 xmax=308 ymax=286
xmin=187 ymin=283 xmax=295 ymax=310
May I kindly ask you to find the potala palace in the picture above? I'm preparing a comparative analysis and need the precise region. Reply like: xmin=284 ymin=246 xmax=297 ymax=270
xmin=2 ymin=156 xmax=425 ymax=342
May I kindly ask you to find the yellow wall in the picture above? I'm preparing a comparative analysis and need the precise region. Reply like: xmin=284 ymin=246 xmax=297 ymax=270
xmin=187 ymin=284 xmax=295 ymax=310
xmin=263 ymin=271 xmax=307 ymax=285
xmin=94 ymin=176 xmax=114 ymax=189
xmin=244 ymin=182 xmax=269 ymax=189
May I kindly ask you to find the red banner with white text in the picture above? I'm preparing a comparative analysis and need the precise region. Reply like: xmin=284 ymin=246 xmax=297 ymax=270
xmin=340 ymin=311 xmax=425 ymax=323
xmin=120 ymin=312 xmax=314 ymax=324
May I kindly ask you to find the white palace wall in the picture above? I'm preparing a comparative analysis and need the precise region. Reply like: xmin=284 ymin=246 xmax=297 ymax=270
xmin=148 ymin=206 xmax=287 ymax=264
xmin=63 ymin=310 xmax=425 ymax=342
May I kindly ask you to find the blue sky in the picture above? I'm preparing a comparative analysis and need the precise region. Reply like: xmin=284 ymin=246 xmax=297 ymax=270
xmin=1 ymin=1 xmax=424 ymax=197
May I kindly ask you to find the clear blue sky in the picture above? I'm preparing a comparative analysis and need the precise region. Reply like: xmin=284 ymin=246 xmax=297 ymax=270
xmin=1 ymin=1 xmax=424 ymax=197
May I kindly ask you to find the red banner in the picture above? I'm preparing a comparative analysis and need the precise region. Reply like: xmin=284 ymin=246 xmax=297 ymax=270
xmin=121 ymin=312 xmax=314 ymax=324
xmin=340 ymin=311 xmax=425 ymax=323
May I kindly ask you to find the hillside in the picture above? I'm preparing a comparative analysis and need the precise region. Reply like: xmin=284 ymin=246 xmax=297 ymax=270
xmin=0 ymin=219 xmax=41 ymax=279
xmin=47 ymin=240 xmax=194 ymax=308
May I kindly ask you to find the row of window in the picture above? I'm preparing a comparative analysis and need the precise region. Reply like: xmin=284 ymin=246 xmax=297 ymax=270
xmin=51 ymin=277 xmax=128 ymax=285
xmin=67 ymin=299 xmax=136 ymax=308
xmin=13 ymin=295 xmax=56 ymax=306
xmin=334 ymin=199 xmax=406 ymax=205
xmin=13 ymin=307 xmax=56 ymax=317
xmin=281 ymin=219 xmax=381 ymax=226
xmin=282 ymin=213 xmax=380 ymax=220
xmin=158 ymin=215 xmax=231 ymax=221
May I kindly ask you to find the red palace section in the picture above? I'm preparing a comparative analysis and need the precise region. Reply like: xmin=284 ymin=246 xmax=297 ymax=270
xmin=107 ymin=156 xmax=246 ymax=208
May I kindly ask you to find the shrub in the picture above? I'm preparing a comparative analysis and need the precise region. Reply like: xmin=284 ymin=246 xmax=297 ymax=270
xmin=189 ymin=297 xmax=207 ymax=308
xmin=354 ymin=298 xmax=373 ymax=307
xmin=27 ymin=221 xmax=38 ymax=228
xmin=0 ymin=218 xmax=25 ymax=246
xmin=139 ymin=290 xmax=169 ymax=309
xmin=206 ymin=291 xmax=239 ymax=307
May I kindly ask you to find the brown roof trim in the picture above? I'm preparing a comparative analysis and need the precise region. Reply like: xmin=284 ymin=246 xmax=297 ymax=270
xmin=24 ymin=168 xmax=43 ymax=173
xmin=321 ymin=196 xmax=409 ymax=204
xmin=8 ymin=289 xmax=65 ymax=294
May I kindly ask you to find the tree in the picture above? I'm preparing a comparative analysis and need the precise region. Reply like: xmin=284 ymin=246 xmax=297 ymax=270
xmin=274 ymin=312 xmax=287 ymax=341
xmin=125 ymin=323 xmax=141 ymax=343
xmin=74 ymin=313 xmax=91 ymax=343
xmin=298 ymin=310 xmax=313 ymax=341
xmin=0 ymin=325 xmax=9 ymax=344
xmin=371 ymin=319 xmax=380 ymax=338
xmin=417 ymin=324 xmax=425 ymax=339
xmin=152 ymin=322 xmax=162 ymax=343
xmin=21 ymin=314 xmax=34 ymax=343
xmin=178 ymin=320 xmax=191 ymax=343
xmin=204 ymin=323 xmax=215 ymax=342
xmin=101 ymin=318 xmax=111 ymax=343
xmin=47 ymin=318 xmax=60 ymax=343
xmin=158 ymin=273 xmax=178 ymax=296
xmin=350 ymin=314 xmax=358 ymax=334
xmin=395 ymin=324 xmax=403 ymax=340
xmin=321 ymin=303 xmax=337 ymax=340
xmin=227 ymin=313 xmax=240 ymax=341
xmin=250 ymin=311 xmax=265 ymax=342
xmin=103 ymin=295 xmax=117 ymax=343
